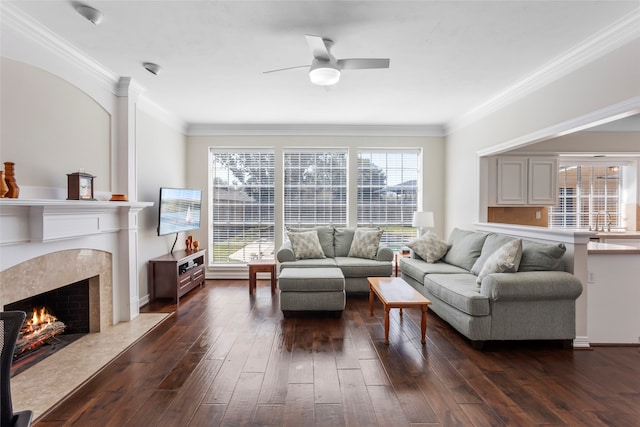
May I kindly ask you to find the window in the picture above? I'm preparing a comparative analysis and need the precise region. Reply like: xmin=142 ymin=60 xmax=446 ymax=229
xmin=284 ymin=149 xmax=348 ymax=228
xmin=210 ymin=149 xmax=275 ymax=263
xmin=357 ymin=150 xmax=419 ymax=250
xmin=549 ymin=163 xmax=623 ymax=230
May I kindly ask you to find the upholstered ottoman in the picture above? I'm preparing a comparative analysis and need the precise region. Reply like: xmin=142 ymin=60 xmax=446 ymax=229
xmin=279 ymin=267 xmax=345 ymax=317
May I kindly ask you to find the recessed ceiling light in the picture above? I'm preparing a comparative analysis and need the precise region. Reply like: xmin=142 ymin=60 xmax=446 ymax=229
xmin=143 ymin=62 xmax=161 ymax=76
xmin=75 ymin=4 xmax=103 ymax=25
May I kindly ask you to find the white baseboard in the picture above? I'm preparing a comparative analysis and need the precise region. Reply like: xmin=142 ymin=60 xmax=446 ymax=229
xmin=573 ymin=336 xmax=591 ymax=349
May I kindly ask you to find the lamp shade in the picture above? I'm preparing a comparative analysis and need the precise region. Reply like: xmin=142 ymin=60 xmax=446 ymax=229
xmin=412 ymin=211 xmax=434 ymax=228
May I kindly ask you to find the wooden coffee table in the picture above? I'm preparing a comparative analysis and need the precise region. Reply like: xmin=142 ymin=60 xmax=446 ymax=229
xmin=368 ymin=277 xmax=432 ymax=345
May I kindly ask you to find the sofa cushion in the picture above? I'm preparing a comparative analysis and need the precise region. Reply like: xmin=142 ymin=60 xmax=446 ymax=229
xmin=279 ymin=258 xmax=338 ymax=271
xmin=334 ymin=227 xmax=355 ymax=257
xmin=400 ymin=258 xmax=469 ymax=284
xmin=407 ymin=231 xmax=451 ymax=263
xmin=471 ymin=233 xmax=519 ymax=275
xmin=476 ymin=239 xmax=522 ymax=286
xmin=518 ymin=241 xmax=566 ymax=272
xmin=443 ymin=228 xmax=488 ymax=271
xmin=348 ymin=228 xmax=384 ymax=260
xmin=287 ymin=226 xmax=335 ymax=258
xmin=287 ymin=230 xmax=326 ymax=259
xmin=424 ymin=274 xmax=490 ymax=316
xmin=334 ymin=257 xmax=393 ymax=278
xmin=279 ymin=267 xmax=345 ymax=292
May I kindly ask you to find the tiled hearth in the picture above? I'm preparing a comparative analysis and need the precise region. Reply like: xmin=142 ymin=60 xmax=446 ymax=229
xmin=12 ymin=312 xmax=170 ymax=420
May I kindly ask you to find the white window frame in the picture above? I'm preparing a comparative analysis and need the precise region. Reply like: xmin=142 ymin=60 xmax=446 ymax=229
xmin=209 ymin=148 xmax=276 ymax=265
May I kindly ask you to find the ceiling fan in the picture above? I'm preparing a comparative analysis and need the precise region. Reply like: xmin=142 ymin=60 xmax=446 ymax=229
xmin=264 ymin=34 xmax=390 ymax=86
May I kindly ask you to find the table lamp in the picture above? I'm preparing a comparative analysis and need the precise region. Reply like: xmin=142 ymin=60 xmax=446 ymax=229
xmin=412 ymin=211 xmax=434 ymax=236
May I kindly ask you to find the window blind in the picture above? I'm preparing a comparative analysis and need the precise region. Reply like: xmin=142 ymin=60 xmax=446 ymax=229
xmin=283 ymin=149 xmax=348 ymax=228
xmin=210 ymin=149 xmax=275 ymax=263
xmin=549 ymin=164 xmax=622 ymax=230
xmin=357 ymin=150 xmax=419 ymax=250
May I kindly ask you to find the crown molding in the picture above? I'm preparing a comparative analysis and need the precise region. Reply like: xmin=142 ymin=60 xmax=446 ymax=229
xmin=1 ymin=2 xmax=119 ymax=94
xmin=138 ymin=95 xmax=188 ymax=134
xmin=186 ymin=123 xmax=445 ymax=137
xmin=447 ymin=8 xmax=640 ymax=134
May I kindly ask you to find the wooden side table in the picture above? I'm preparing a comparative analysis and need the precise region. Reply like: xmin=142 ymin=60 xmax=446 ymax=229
xmin=395 ymin=251 xmax=410 ymax=276
xmin=248 ymin=259 xmax=277 ymax=296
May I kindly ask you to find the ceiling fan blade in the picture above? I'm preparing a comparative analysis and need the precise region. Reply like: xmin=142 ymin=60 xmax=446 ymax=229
xmin=263 ymin=65 xmax=310 ymax=74
xmin=337 ymin=58 xmax=390 ymax=70
xmin=305 ymin=34 xmax=331 ymax=60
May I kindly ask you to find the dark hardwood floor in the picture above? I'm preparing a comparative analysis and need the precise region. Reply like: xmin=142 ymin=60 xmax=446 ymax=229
xmin=36 ymin=280 xmax=639 ymax=426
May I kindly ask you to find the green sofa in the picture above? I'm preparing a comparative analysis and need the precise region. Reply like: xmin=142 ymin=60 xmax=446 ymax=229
xmin=276 ymin=226 xmax=394 ymax=293
xmin=400 ymin=228 xmax=583 ymax=348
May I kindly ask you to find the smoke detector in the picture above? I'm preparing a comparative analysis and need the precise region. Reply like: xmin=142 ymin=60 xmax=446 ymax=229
xmin=75 ymin=4 xmax=103 ymax=25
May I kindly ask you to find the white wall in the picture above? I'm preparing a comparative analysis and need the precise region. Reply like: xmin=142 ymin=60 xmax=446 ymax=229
xmin=187 ymin=134 xmax=446 ymax=275
xmin=446 ymin=38 xmax=640 ymax=234
xmin=0 ymin=58 xmax=111 ymax=193
xmin=136 ymin=110 xmax=188 ymax=303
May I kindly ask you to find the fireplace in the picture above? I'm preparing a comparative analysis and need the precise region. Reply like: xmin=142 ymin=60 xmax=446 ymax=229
xmin=4 ymin=278 xmax=92 ymax=372
xmin=5 ymin=279 xmax=91 ymax=335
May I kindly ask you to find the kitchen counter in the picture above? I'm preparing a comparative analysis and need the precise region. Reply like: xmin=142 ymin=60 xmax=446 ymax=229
xmin=587 ymin=242 xmax=640 ymax=254
xmin=592 ymin=231 xmax=640 ymax=239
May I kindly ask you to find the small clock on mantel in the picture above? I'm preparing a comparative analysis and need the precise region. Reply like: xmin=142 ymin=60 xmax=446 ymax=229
xmin=67 ymin=172 xmax=95 ymax=200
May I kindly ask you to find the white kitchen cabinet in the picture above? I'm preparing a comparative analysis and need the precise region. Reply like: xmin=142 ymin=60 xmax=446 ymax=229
xmin=527 ymin=157 xmax=558 ymax=205
xmin=496 ymin=157 xmax=527 ymax=204
xmin=490 ymin=156 xmax=558 ymax=206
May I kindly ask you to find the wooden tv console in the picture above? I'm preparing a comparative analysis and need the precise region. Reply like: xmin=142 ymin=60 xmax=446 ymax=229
xmin=148 ymin=249 xmax=206 ymax=305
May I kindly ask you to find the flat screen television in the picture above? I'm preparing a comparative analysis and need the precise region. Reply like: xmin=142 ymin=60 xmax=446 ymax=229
xmin=157 ymin=187 xmax=202 ymax=237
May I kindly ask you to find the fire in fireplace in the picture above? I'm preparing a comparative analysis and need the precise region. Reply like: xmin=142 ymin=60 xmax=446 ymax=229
xmin=15 ymin=307 xmax=66 ymax=357
xmin=4 ymin=278 xmax=90 ymax=375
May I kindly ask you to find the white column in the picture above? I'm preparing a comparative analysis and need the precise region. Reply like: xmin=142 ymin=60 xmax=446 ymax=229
xmin=114 ymin=77 xmax=146 ymax=322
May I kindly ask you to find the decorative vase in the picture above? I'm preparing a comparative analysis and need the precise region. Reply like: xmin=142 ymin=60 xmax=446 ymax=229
xmin=0 ymin=171 xmax=8 ymax=198
xmin=193 ymin=240 xmax=199 ymax=251
xmin=3 ymin=162 xmax=19 ymax=198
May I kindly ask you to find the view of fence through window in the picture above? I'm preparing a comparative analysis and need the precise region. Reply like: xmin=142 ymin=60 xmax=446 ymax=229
xmin=210 ymin=150 xmax=275 ymax=263
xmin=357 ymin=150 xmax=419 ymax=250
xmin=210 ymin=148 xmax=422 ymax=264
xmin=549 ymin=163 xmax=623 ymax=230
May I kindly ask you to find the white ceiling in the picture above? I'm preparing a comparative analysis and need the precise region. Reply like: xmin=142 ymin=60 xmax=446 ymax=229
xmin=4 ymin=1 xmax=640 ymax=128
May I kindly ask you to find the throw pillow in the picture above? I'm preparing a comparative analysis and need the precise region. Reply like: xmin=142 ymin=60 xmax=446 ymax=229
xmin=471 ymin=234 xmax=519 ymax=275
xmin=348 ymin=228 xmax=384 ymax=260
xmin=287 ymin=230 xmax=326 ymax=260
xmin=518 ymin=241 xmax=566 ymax=271
xmin=476 ymin=239 xmax=522 ymax=286
xmin=287 ymin=226 xmax=335 ymax=258
xmin=407 ymin=231 xmax=451 ymax=263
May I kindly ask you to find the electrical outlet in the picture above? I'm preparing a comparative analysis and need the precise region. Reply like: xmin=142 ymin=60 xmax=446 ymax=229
xmin=588 ymin=271 xmax=595 ymax=283
xmin=535 ymin=210 xmax=541 ymax=219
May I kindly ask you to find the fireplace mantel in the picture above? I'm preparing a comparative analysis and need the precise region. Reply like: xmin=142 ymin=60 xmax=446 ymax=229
xmin=0 ymin=199 xmax=152 ymax=245
xmin=1 ymin=198 xmax=153 ymax=323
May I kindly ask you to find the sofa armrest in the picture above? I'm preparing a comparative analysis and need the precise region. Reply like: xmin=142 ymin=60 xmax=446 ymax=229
xmin=376 ymin=247 xmax=394 ymax=262
xmin=480 ymin=271 xmax=583 ymax=302
xmin=277 ymin=241 xmax=296 ymax=263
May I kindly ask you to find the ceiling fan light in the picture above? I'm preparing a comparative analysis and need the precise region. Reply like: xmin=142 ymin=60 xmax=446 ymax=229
xmin=309 ymin=66 xmax=340 ymax=86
